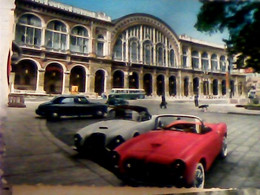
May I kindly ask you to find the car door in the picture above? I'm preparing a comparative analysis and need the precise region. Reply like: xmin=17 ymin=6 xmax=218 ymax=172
xmin=199 ymin=130 xmax=222 ymax=168
xmin=59 ymin=97 xmax=77 ymax=116
xmin=73 ymin=97 xmax=87 ymax=115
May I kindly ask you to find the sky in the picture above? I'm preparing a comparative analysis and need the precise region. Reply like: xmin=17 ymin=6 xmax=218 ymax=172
xmin=55 ymin=0 xmax=229 ymax=45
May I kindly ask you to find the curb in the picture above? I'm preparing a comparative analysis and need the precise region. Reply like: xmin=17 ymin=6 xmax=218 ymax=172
xmin=38 ymin=119 xmax=119 ymax=186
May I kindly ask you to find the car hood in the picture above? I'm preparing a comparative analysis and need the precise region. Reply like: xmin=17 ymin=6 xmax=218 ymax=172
xmin=118 ymin=130 xmax=203 ymax=163
xmin=76 ymin=120 xmax=139 ymax=139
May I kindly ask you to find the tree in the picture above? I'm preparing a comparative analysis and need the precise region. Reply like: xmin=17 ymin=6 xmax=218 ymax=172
xmin=195 ymin=1 xmax=260 ymax=72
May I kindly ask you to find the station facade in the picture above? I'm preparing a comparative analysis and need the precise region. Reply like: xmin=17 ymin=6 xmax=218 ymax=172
xmin=11 ymin=0 xmax=246 ymax=98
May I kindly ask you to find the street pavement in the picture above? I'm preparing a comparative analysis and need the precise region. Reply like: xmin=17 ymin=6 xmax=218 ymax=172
xmin=1 ymin=96 xmax=260 ymax=194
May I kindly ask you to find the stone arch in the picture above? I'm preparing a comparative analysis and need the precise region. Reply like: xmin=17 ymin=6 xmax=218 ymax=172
xmin=95 ymin=69 xmax=106 ymax=95
xmin=113 ymin=70 xmax=124 ymax=88
xmin=111 ymin=13 xmax=181 ymax=66
xmin=129 ymin=71 xmax=139 ymax=89
xmin=143 ymin=73 xmax=152 ymax=96
xmin=169 ymin=75 xmax=177 ymax=96
xmin=213 ymin=79 xmax=218 ymax=95
xmin=193 ymin=77 xmax=199 ymax=95
xmin=44 ymin=63 xmax=64 ymax=94
xmin=184 ymin=77 xmax=189 ymax=97
xmin=13 ymin=59 xmax=38 ymax=90
xmin=69 ymin=66 xmax=86 ymax=93
xmin=157 ymin=74 xmax=165 ymax=96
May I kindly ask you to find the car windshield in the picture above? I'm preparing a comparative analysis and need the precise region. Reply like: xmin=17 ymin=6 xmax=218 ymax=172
xmin=107 ymin=109 xmax=150 ymax=122
xmin=155 ymin=115 xmax=202 ymax=133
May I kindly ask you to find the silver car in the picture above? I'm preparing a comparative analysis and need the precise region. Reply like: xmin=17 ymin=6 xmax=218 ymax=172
xmin=74 ymin=105 xmax=158 ymax=156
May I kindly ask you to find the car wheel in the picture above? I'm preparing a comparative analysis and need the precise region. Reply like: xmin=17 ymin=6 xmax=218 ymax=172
xmin=95 ymin=110 xmax=104 ymax=118
xmin=220 ymin=136 xmax=228 ymax=158
xmin=192 ymin=163 xmax=205 ymax=188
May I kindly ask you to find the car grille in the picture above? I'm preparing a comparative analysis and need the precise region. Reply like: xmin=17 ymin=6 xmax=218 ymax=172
xmin=85 ymin=133 xmax=106 ymax=151
xmin=123 ymin=159 xmax=184 ymax=184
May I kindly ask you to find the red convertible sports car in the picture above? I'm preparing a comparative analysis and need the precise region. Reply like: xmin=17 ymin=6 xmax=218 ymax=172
xmin=111 ymin=114 xmax=227 ymax=188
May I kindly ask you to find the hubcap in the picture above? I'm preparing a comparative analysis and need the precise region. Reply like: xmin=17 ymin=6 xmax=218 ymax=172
xmin=222 ymin=137 xmax=228 ymax=156
xmin=194 ymin=164 xmax=204 ymax=188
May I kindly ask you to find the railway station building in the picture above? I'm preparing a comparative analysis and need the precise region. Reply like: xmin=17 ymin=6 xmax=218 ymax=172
xmin=11 ymin=0 xmax=246 ymax=99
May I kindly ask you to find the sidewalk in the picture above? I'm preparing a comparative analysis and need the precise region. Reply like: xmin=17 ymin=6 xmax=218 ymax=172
xmin=2 ymin=102 xmax=121 ymax=187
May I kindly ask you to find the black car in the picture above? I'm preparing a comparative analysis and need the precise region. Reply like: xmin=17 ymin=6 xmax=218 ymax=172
xmin=36 ymin=95 xmax=108 ymax=119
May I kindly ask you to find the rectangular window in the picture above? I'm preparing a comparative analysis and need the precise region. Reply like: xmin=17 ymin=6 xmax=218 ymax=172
xmin=97 ymin=42 xmax=104 ymax=56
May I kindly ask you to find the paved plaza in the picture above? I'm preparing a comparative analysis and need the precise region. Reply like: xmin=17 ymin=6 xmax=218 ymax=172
xmin=2 ymin=96 xmax=260 ymax=194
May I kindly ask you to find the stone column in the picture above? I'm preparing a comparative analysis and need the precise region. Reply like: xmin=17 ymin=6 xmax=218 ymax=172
xmin=124 ymin=71 xmax=129 ymax=88
xmin=152 ymin=71 xmax=157 ymax=96
xmin=37 ymin=70 xmax=45 ymax=93
xmin=63 ymin=72 xmax=70 ymax=94
xmin=139 ymin=67 xmax=144 ymax=89
xmin=165 ymin=70 xmax=169 ymax=96
xmin=88 ymin=74 xmax=95 ymax=95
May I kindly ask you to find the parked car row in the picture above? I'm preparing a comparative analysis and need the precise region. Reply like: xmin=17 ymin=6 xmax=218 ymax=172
xmin=35 ymin=95 xmax=228 ymax=188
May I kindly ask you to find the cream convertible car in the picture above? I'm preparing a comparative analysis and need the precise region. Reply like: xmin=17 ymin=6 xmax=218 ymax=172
xmin=74 ymin=105 xmax=160 ymax=156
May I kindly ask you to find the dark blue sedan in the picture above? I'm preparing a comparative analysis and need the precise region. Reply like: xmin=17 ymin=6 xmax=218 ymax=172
xmin=36 ymin=95 xmax=108 ymax=119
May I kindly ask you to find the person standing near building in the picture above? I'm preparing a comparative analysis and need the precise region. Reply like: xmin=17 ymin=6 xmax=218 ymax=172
xmin=194 ymin=94 xmax=199 ymax=107
xmin=160 ymin=94 xmax=167 ymax=109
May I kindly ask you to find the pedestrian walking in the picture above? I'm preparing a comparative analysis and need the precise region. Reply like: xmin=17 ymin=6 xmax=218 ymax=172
xmin=160 ymin=94 xmax=167 ymax=109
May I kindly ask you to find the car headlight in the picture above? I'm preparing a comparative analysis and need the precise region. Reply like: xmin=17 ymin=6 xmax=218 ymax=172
xmin=110 ymin=151 xmax=120 ymax=169
xmin=124 ymin=159 xmax=137 ymax=171
xmin=74 ymin=134 xmax=82 ymax=148
xmin=171 ymin=159 xmax=186 ymax=176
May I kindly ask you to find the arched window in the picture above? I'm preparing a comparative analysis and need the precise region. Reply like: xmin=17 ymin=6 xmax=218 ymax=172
xmin=156 ymin=44 xmax=164 ymax=66
xmin=182 ymin=47 xmax=188 ymax=68
xmin=143 ymin=41 xmax=153 ymax=64
xmin=113 ymin=39 xmax=123 ymax=60
xmin=70 ymin=26 xmax=89 ymax=54
xmin=169 ymin=49 xmax=175 ymax=67
xmin=97 ymin=34 xmax=105 ymax=56
xmin=129 ymin=38 xmax=139 ymax=62
xmin=201 ymin=52 xmax=209 ymax=72
xmin=211 ymin=54 xmax=218 ymax=71
xmin=192 ymin=51 xmax=199 ymax=69
xmin=15 ymin=14 xmax=42 ymax=47
xmin=220 ymin=56 xmax=226 ymax=72
xmin=45 ymin=20 xmax=67 ymax=51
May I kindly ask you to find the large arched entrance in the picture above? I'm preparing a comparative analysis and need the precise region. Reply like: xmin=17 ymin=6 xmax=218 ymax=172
xmin=193 ymin=77 xmax=199 ymax=95
xmin=70 ymin=66 xmax=86 ymax=93
xmin=184 ymin=77 xmax=189 ymax=97
xmin=44 ymin=63 xmax=63 ymax=94
xmin=95 ymin=70 xmax=105 ymax=95
xmin=13 ymin=59 xmax=37 ymax=90
xmin=157 ymin=75 xmax=165 ymax=96
xmin=169 ymin=76 xmax=177 ymax=96
xmin=129 ymin=72 xmax=139 ymax=89
xmin=113 ymin=70 xmax=124 ymax=88
xmin=213 ymin=79 xmax=218 ymax=95
xmin=143 ymin=73 xmax=152 ymax=96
